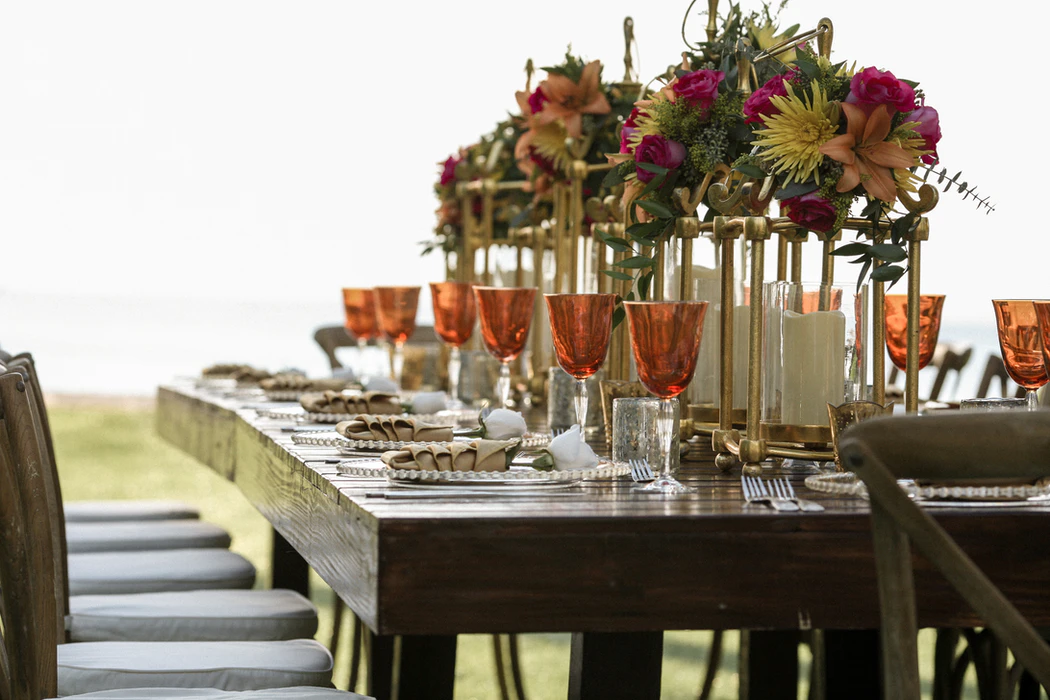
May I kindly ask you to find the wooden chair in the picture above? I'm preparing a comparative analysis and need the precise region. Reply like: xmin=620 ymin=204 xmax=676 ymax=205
xmin=887 ymin=343 xmax=973 ymax=402
xmin=839 ymin=412 xmax=1050 ymax=699
xmin=0 ymin=370 xmax=371 ymax=698
xmin=976 ymin=355 xmax=1028 ymax=399
xmin=314 ymin=326 xmax=355 ymax=370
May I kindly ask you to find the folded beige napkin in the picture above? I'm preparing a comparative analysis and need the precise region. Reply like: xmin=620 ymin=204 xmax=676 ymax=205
xmin=300 ymin=390 xmax=400 ymax=415
xmin=380 ymin=439 xmax=516 ymax=472
xmin=201 ymin=363 xmax=254 ymax=378
xmin=336 ymin=415 xmax=453 ymax=442
xmin=261 ymin=374 xmax=350 ymax=392
xmin=232 ymin=367 xmax=272 ymax=385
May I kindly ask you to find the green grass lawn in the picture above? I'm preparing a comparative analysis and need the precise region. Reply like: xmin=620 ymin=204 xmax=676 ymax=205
xmin=51 ymin=402 xmax=980 ymax=699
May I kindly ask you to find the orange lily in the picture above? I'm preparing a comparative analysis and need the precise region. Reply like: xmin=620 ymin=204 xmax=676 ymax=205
xmin=536 ymin=60 xmax=611 ymax=139
xmin=818 ymin=103 xmax=916 ymax=203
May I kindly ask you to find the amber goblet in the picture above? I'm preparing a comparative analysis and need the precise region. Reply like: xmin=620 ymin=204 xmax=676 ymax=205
xmin=624 ymin=301 xmax=709 ymax=493
xmin=474 ymin=286 xmax=537 ymax=408
xmin=992 ymin=300 xmax=1048 ymax=410
xmin=1035 ymin=302 xmax=1050 ymax=389
xmin=429 ymin=281 xmax=476 ymax=408
xmin=374 ymin=286 xmax=421 ymax=389
xmin=545 ymin=293 xmax=616 ymax=440
xmin=342 ymin=288 xmax=379 ymax=378
xmin=884 ymin=294 xmax=945 ymax=373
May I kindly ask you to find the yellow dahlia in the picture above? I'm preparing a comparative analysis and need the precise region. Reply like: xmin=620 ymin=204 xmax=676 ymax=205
xmin=753 ymin=84 xmax=837 ymax=186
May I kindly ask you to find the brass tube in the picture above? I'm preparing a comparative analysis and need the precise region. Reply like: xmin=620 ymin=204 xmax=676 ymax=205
xmin=905 ymin=239 xmax=922 ymax=413
xmin=515 ymin=239 xmax=525 ymax=288
xmin=530 ymin=228 xmax=547 ymax=379
xmin=481 ymin=180 xmax=495 ymax=286
xmin=615 ymin=247 xmax=631 ymax=380
xmin=569 ymin=162 xmax=587 ymax=294
xmin=552 ymin=183 xmax=566 ymax=293
xmin=871 ymin=232 xmax=886 ymax=406
xmin=819 ymin=238 xmax=835 ymax=311
xmin=680 ymin=236 xmax=693 ymax=301
xmin=776 ymin=234 xmax=788 ymax=281
xmin=790 ymin=240 xmax=803 ymax=283
xmin=745 ymin=235 xmax=766 ymax=453
xmin=595 ymin=224 xmax=609 ymax=294
xmin=459 ymin=193 xmax=474 ymax=283
xmin=653 ymin=238 xmax=665 ymax=301
xmin=718 ymin=221 xmax=735 ymax=434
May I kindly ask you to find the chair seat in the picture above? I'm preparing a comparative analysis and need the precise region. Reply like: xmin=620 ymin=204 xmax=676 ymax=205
xmin=69 ymin=589 xmax=317 ymax=642
xmin=64 ymin=500 xmax=201 ymax=522
xmin=53 ymin=687 xmax=370 ymax=699
xmin=68 ymin=549 xmax=255 ymax=595
xmin=57 ymin=639 xmax=334 ymax=696
xmin=67 ymin=520 xmax=231 ymax=554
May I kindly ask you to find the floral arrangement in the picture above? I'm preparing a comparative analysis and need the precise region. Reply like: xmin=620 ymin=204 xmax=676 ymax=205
xmin=514 ymin=51 xmax=637 ymax=197
xmin=425 ymin=119 xmax=535 ymax=256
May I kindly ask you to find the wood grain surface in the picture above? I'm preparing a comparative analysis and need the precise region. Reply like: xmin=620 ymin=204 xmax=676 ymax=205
xmin=156 ymin=385 xmax=1050 ymax=637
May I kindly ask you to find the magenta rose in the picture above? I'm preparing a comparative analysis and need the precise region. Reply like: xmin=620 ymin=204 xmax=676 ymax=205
xmin=672 ymin=69 xmax=724 ymax=111
xmin=846 ymin=67 xmax=916 ymax=113
xmin=634 ymin=135 xmax=686 ymax=183
xmin=743 ymin=71 xmax=794 ymax=124
xmin=527 ymin=88 xmax=549 ymax=115
xmin=905 ymin=104 xmax=941 ymax=165
xmin=619 ymin=107 xmax=644 ymax=153
xmin=781 ymin=192 xmax=837 ymax=233
xmin=439 ymin=156 xmax=459 ymax=186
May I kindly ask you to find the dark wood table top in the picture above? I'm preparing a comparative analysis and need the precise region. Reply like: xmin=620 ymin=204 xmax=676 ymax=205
xmin=157 ymin=383 xmax=1050 ymax=637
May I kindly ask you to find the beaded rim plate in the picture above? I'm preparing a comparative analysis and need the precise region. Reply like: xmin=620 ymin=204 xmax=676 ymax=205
xmin=338 ymin=460 xmax=629 ymax=483
xmin=255 ymin=407 xmax=446 ymax=424
xmin=804 ymin=472 xmax=1050 ymax=506
xmin=292 ymin=430 xmax=551 ymax=452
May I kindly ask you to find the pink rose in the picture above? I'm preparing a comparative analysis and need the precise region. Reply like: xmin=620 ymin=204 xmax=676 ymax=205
xmin=619 ymin=107 xmax=644 ymax=153
xmin=846 ymin=67 xmax=916 ymax=114
xmin=439 ymin=156 xmax=459 ymax=186
xmin=672 ymin=70 xmax=724 ymax=111
xmin=743 ymin=71 xmax=794 ymax=124
xmin=634 ymin=135 xmax=686 ymax=183
xmin=527 ymin=88 xmax=549 ymax=115
xmin=781 ymin=192 xmax=837 ymax=233
xmin=905 ymin=104 xmax=941 ymax=165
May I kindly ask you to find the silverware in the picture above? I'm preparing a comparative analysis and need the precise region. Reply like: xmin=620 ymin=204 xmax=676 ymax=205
xmin=772 ymin=477 xmax=825 ymax=512
xmin=364 ymin=489 xmax=579 ymax=499
xmin=628 ymin=459 xmax=656 ymax=483
xmin=742 ymin=475 xmax=800 ymax=512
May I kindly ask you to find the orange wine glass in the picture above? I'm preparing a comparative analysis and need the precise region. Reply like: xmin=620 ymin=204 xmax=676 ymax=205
xmin=342 ymin=288 xmax=379 ymax=378
xmin=624 ymin=301 xmax=708 ymax=493
xmin=374 ymin=286 xmax=420 ymax=390
xmin=992 ymin=300 xmax=1048 ymax=410
xmin=474 ymin=286 xmax=537 ymax=408
xmin=545 ymin=293 xmax=616 ymax=440
xmin=429 ymin=281 xmax=476 ymax=408
xmin=884 ymin=294 xmax=945 ymax=372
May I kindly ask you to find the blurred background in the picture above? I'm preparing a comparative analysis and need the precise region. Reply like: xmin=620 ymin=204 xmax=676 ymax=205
xmin=0 ymin=0 xmax=1040 ymax=397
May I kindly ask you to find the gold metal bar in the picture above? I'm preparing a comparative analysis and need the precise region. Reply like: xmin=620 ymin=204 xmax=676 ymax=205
xmin=871 ymin=231 xmax=886 ymax=407
xmin=615 ymin=247 xmax=630 ymax=380
xmin=742 ymin=217 xmax=770 ymax=477
xmin=653 ymin=238 xmax=665 ymax=301
xmin=569 ymin=161 xmax=588 ymax=294
xmin=716 ymin=217 xmax=735 ymax=435
xmin=515 ymin=232 xmax=525 ymax=288
xmin=457 ymin=187 xmax=474 ymax=284
xmin=530 ymin=227 xmax=547 ymax=380
xmin=594 ymin=224 xmax=609 ymax=294
xmin=481 ymin=179 xmax=496 ymax=286
xmin=776 ymin=234 xmax=788 ymax=281
xmin=790 ymin=240 xmax=803 ymax=283
xmin=551 ymin=183 xmax=566 ymax=293
xmin=904 ymin=220 xmax=930 ymax=413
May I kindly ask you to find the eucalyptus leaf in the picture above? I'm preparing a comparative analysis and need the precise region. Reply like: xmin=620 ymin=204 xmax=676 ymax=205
xmin=615 ymin=256 xmax=656 ymax=269
xmin=870 ymin=243 xmax=907 ymax=262
xmin=774 ymin=179 xmax=819 ymax=200
xmin=637 ymin=200 xmax=675 ymax=219
xmin=638 ymin=270 xmax=653 ymax=299
xmin=636 ymin=162 xmax=670 ymax=176
xmin=735 ymin=163 xmax=766 ymax=179
xmin=602 ymin=270 xmax=634 ymax=282
xmin=871 ymin=264 xmax=905 ymax=283
xmin=831 ymin=242 xmax=871 ymax=257
xmin=612 ymin=305 xmax=626 ymax=330
xmin=602 ymin=166 xmax=626 ymax=189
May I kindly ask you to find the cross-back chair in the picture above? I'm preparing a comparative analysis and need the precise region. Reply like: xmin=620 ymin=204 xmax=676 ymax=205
xmin=839 ymin=411 xmax=1050 ymax=699
xmin=887 ymin=343 xmax=973 ymax=402
xmin=0 ymin=369 xmax=374 ymax=699
xmin=976 ymin=355 xmax=1028 ymax=400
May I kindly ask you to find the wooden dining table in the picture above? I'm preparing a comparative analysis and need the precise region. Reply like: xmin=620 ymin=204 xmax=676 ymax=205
xmin=157 ymin=383 xmax=1050 ymax=700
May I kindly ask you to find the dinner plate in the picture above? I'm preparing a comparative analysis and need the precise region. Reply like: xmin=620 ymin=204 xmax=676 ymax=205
xmin=292 ymin=430 xmax=551 ymax=452
xmin=338 ymin=460 xmax=629 ymax=483
xmin=804 ymin=472 xmax=1050 ymax=505
xmin=256 ymin=407 xmax=448 ymax=424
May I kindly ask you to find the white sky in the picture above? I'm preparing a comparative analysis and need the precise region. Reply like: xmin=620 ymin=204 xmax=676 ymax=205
xmin=0 ymin=0 xmax=1042 ymax=326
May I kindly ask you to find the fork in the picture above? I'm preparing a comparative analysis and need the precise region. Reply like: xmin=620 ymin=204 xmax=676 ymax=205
xmin=742 ymin=475 xmax=800 ymax=512
xmin=772 ymin=477 xmax=825 ymax=512
xmin=629 ymin=459 xmax=656 ymax=483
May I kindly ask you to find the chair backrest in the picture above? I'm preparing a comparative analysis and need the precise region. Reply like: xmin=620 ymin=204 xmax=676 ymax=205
xmin=0 ymin=370 xmax=61 ymax=700
xmin=313 ymin=325 xmax=353 ymax=370
xmin=926 ymin=344 xmax=972 ymax=402
xmin=839 ymin=412 xmax=1050 ymax=699
xmin=976 ymin=355 xmax=1027 ymax=399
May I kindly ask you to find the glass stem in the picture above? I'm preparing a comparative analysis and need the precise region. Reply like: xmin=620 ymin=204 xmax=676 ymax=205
xmin=448 ymin=346 xmax=462 ymax=406
xmin=657 ymin=398 xmax=676 ymax=479
xmin=497 ymin=362 xmax=511 ymax=409
xmin=1027 ymin=389 xmax=1040 ymax=411
xmin=574 ymin=378 xmax=588 ymax=440
xmin=393 ymin=340 xmax=405 ymax=389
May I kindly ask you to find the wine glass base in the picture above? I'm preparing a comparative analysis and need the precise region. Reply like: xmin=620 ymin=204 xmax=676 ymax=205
xmin=635 ymin=476 xmax=696 ymax=494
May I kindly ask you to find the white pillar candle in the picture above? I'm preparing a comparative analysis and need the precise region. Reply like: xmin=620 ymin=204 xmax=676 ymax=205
xmin=781 ymin=310 xmax=846 ymax=426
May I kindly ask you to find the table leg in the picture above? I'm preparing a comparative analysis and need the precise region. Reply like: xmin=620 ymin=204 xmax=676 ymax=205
xmin=568 ymin=631 xmax=663 ymax=700
xmin=270 ymin=528 xmax=309 ymax=596
xmin=823 ymin=630 xmax=880 ymax=700
xmin=740 ymin=630 xmax=799 ymax=700
xmin=367 ymin=632 xmax=457 ymax=700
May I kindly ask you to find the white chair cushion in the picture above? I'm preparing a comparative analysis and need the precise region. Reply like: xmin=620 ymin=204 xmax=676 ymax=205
xmin=67 ymin=520 xmax=231 ymax=554
xmin=53 ymin=687 xmax=371 ymax=699
xmin=68 ymin=549 xmax=255 ymax=595
xmin=69 ymin=590 xmax=317 ymax=642
xmin=64 ymin=500 xmax=200 ymax=523
xmin=57 ymin=640 xmax=334 ymax=696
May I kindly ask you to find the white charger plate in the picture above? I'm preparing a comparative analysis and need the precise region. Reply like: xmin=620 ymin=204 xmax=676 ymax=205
xmin=338 ymin=460 xmax=628 ymax=484
xmin=292 ymin=430 xmax=550 ymax=453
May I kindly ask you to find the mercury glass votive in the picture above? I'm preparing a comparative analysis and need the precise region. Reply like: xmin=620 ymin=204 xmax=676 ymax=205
xmin=612 ymin=397 xmax=680 ymax=473
xmin=960 ymin=398 xmax=1029 ymax=412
